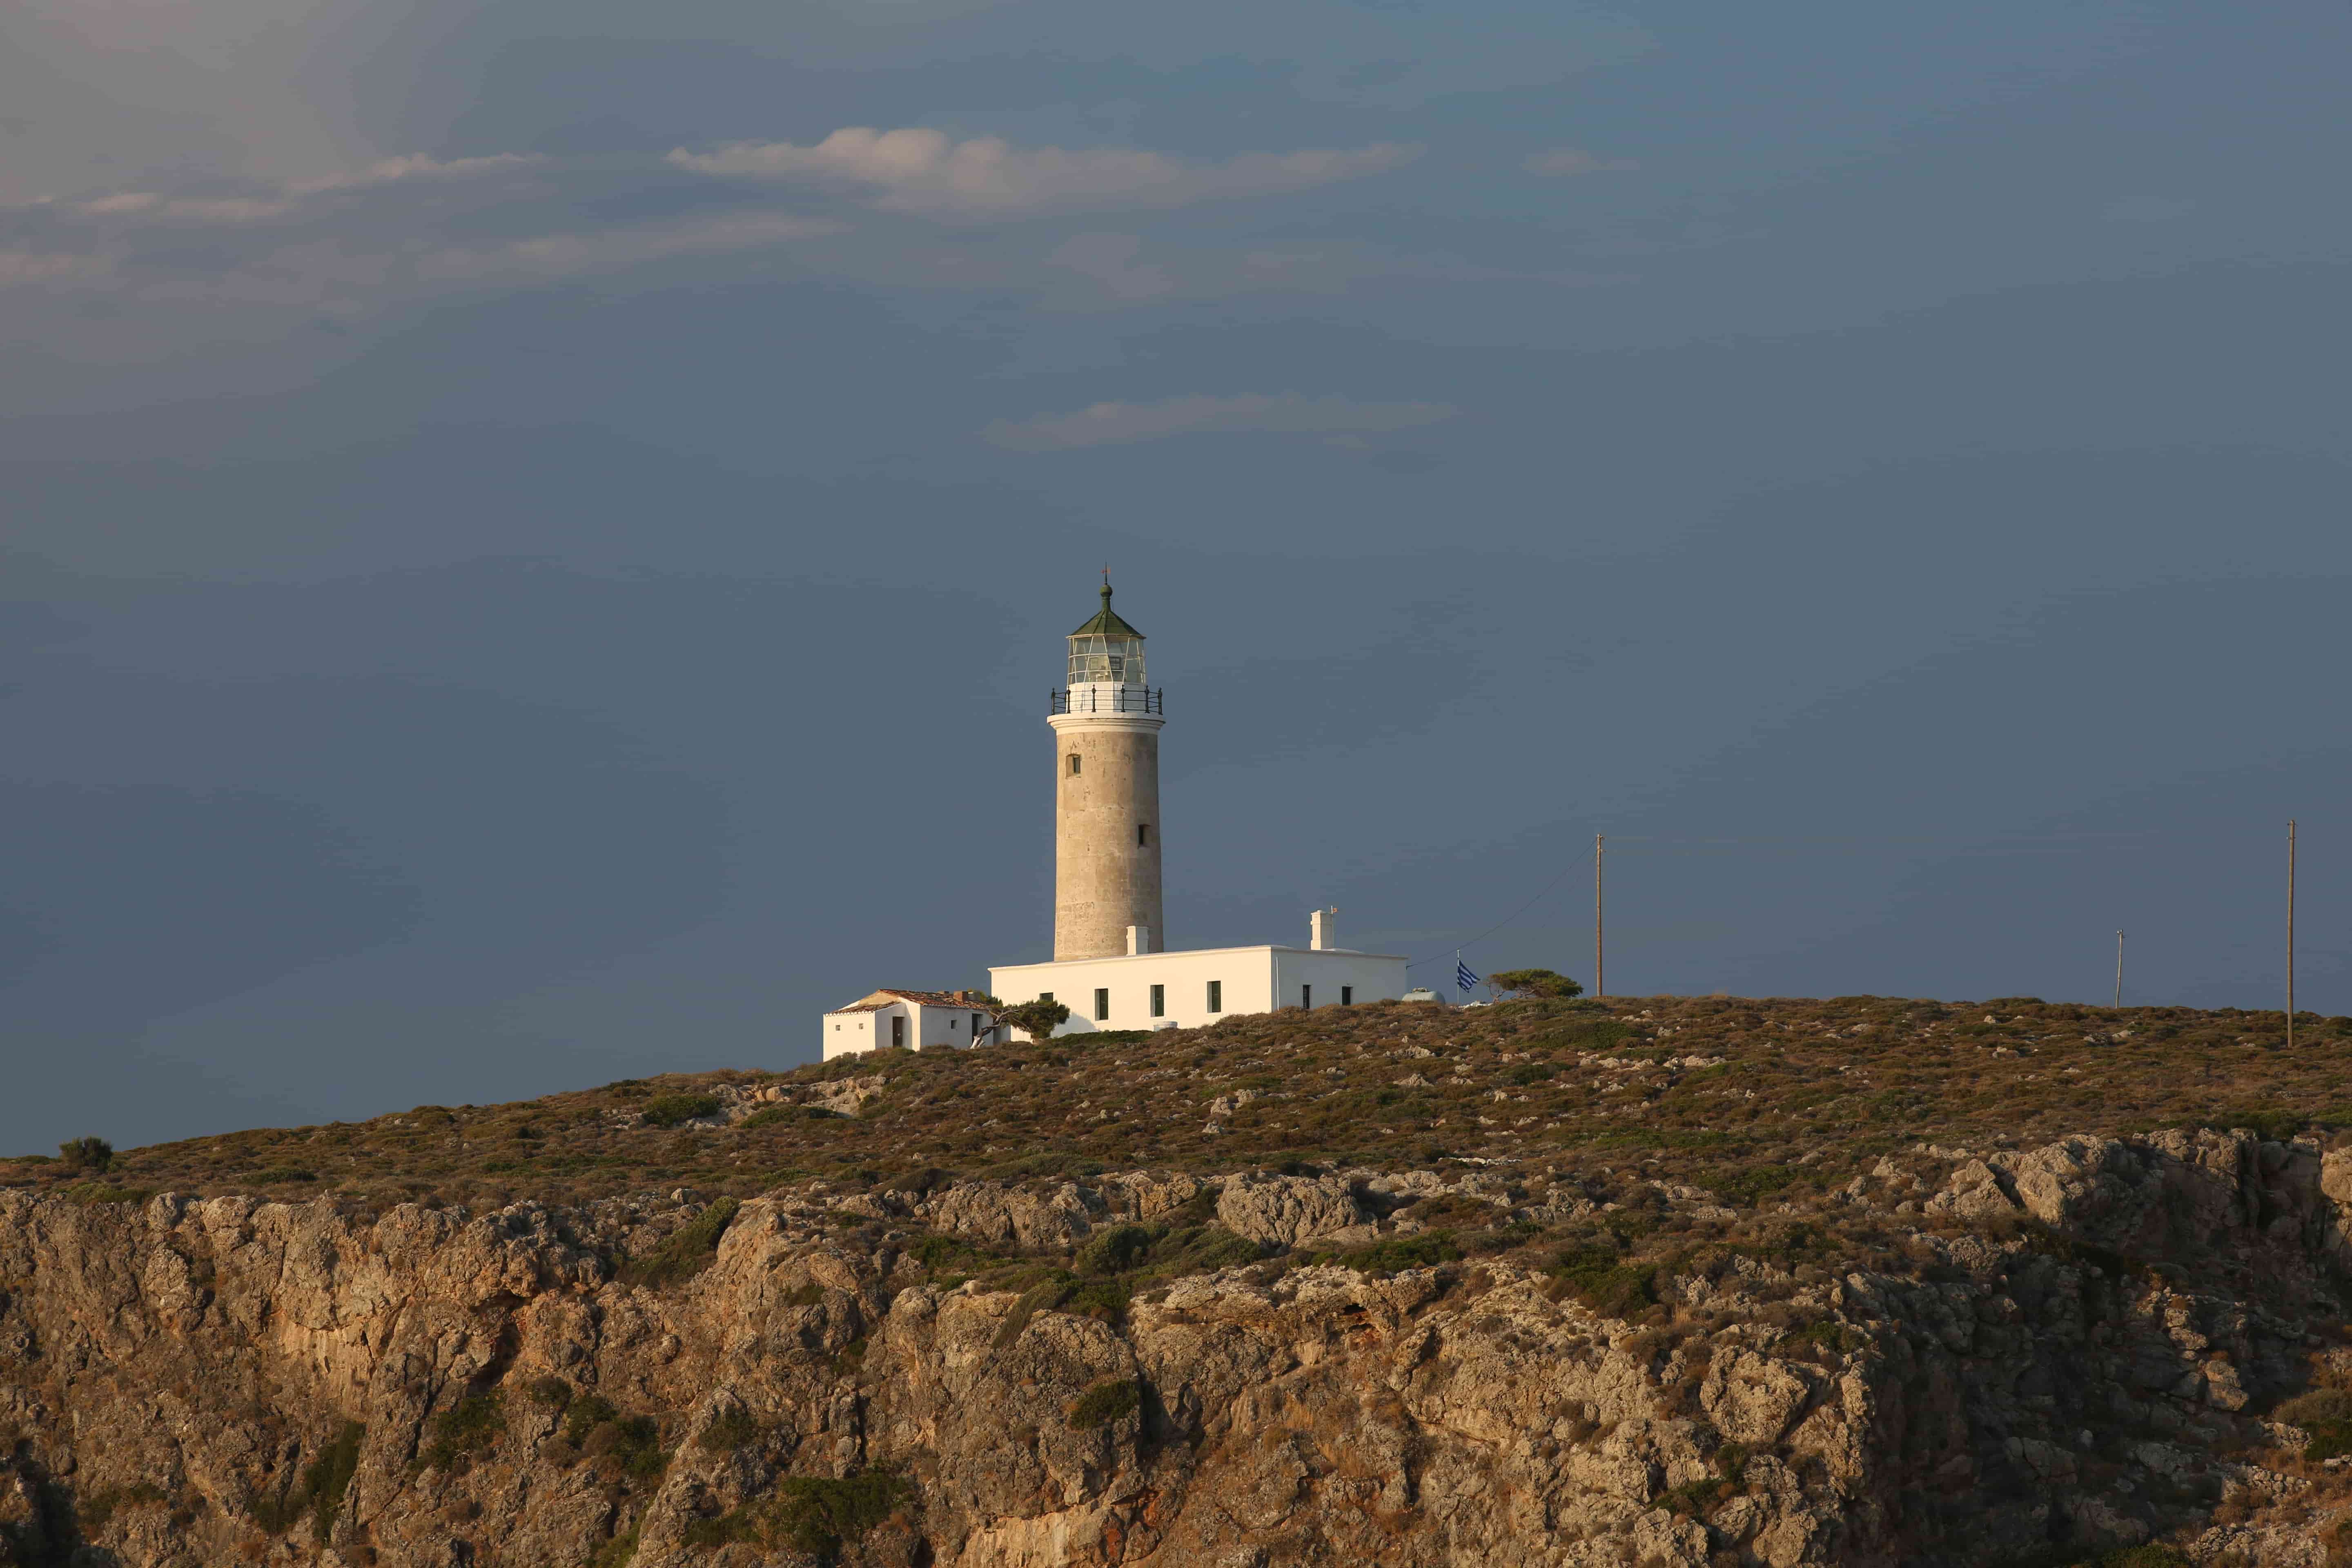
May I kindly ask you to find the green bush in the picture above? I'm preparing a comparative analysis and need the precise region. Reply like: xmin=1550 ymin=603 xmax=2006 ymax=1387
xmin=775 ymin=1471 xmax=910 ymax=1564
xmin=2280 ymin=1388 xmax=2352 ymax=1459
xmin=993 ymin=1278 xmax=1076 ymax=1349
xmin=58 ymin=1136 xmax=113 ymax=1172
xmin=737 ymin=1107 xmax=795 ymax=1129
xmin=1712 ymin=1165 xmax=1801 ymax=1206
xmin=1490 ymin=969 xmax=1585 ymax=1000
xmin=1077 ymin=1224 xmax=1156 ymax=1276
xmin=2217 ymin=1106 xmax=2304 ymax=1142
xmin=562 ymin=1394 xmax=621 ymax=1445
xmin=1549 ymin=1245 xmax=1657 ymax=1317
xmin=1065 ymin=1378 xmax=1142 ymax=1430
xmin=80 ymin=1481 xmax=166 ymax=1533
xmin=1325 ymin=1230 xmax=1461 ymax=1275
xmin=419 ymin=1391 xmax=503 ymax=1472
xmin=1504 ymin=1062 xmax=1560 ymax=1086
xmin=998 ymin=999 xmax=1071 ymax=1040
xmin=254 ymin=1167 xmax=318 ymax=1184
xmin=1532 ymin=1020 xmax=1630 ymax=1053
xmin=639 ymin=1094 xmax=722 ymax=1128
xmin=696 ymin=1406 xmax=764 ymax=1453
xmin=305 ymin=1421 xmax=365 ymax=1543
xmin=680 ymin=1508 xmax=759 ymax=1548
xmin=618 ymin=1196 xmax=741 ymax=1288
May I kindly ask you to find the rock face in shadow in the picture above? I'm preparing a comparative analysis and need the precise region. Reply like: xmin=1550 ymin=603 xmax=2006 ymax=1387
xmin=1 ymin=1127 xmax=2350 ymax=1567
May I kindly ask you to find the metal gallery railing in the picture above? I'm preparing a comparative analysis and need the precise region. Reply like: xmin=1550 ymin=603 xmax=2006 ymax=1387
xmin=1050 ymin=686 xmax=1164 ymax=715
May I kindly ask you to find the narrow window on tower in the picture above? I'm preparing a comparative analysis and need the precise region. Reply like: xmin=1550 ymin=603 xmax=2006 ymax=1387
xmin=1137 ymin=823 xmax=1151 ymax=846
xmin=1038 ymin=991 xmax=1054 ymax=1003
xmin=1149 ymin=984 xmax=1165 ymax=1018
xmin=1067 ymin=754 xmax=1082 ymax=776
xmin=1301 ymin=984 xmax=1313 ymax=1009
xmin=1341 ymin=986 xmax=1354 ymax=1006
xmin=1207 ymin=980 xmax=1222 ymax=1013
xmin=1094 ymin=988 xmax=1110 ymax=1021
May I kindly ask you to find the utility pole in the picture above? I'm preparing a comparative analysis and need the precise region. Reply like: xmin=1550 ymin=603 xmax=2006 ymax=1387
xmin=2115 ymin=930 xmax=2124 ymax=1009
xmin=1594 ymin=834 xmax=1606 ymax=999
xmin=2288 ymin=819 xmax=2297 ymax=1049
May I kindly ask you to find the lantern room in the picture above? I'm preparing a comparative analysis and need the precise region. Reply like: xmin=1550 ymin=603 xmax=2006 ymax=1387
xmin=1066 ymin=582 xmax=1146 ymax=686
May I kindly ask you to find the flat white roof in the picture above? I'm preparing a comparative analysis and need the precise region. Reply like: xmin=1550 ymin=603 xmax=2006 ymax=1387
xmin=991 ymin=944 xmax=1407 ymax=969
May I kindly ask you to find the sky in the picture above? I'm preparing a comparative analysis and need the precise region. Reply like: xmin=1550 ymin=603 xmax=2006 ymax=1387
xmin=3 ymin=0 xmax=2348 ymax=1152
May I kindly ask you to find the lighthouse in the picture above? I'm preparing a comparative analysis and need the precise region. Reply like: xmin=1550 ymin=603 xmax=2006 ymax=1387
xmin=1051 ymin=580 xmax=1166 ymax=960
xmin=984 ymin=579 xmax=1414 ymax=1039
xmin=822 ymin=577 xmax=1421 ymax=1057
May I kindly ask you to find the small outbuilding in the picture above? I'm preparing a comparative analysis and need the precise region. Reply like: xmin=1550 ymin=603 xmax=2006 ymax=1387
xmin=822 ymin=989 xmax=1000 ymax=1060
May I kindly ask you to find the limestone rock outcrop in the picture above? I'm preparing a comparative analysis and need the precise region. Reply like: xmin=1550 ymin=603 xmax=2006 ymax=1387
xmin=3 ymin=1127 xmax=2352 ymax=1566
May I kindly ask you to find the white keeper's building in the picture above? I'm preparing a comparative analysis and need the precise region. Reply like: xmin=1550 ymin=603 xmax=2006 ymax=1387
xmin=822 ymin=989 xmax=1001 ymax=1060
xmin=821 ymin=579 xmax=1419 ymax=1058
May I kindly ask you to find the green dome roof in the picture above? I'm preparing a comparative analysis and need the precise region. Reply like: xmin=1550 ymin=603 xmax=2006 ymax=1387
xmin=1069 ymin=581 xmax=1143 ymax=639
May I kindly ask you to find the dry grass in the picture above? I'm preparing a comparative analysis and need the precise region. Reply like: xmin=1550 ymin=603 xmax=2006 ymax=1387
xmin=3 ymin=996 xmax=2348 ymax=1224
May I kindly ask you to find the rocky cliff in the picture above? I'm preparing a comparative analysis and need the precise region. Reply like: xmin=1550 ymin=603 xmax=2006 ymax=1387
xmin=6 ymin=1123 xmax=2352 ymax=1568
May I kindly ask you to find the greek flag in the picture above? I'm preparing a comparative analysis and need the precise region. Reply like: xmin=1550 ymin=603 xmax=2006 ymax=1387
xmin=1455 ymin=960 xmax=1479 ymax=993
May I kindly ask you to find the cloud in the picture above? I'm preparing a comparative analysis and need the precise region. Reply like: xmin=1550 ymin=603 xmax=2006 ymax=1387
xmin=75 ymin=195 xmax=295 ymax=221
xmin=412 ymin=214 xmax=845 ymax=282
xmin=982 ymin=392 xmax=1459 ymax=451
xmin=669 ymin=127 xmax=1420 ymax=217
xmin=0 ymin=250 xmax=110 ymax=286
xmin=286 ymin=154 xmax=543 ymax=196
xmin=1046 ymin=233 xmax=1175 ymax=300
xmin=1522 ymin=147 xmax=1638 ymax=178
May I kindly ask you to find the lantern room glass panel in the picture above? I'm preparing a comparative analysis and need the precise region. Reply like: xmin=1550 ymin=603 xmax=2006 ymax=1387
xmin=1067 ymin=634 xmax=1146 ymax=687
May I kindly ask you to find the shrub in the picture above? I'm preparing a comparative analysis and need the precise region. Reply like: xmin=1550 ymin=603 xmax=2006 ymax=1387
xmin=1549 ymin=1245 xmax=1657 ymax=1317
xmin=586 ymin=1522 xmax=641 ymax=1567
xmin=305 ymin=1421 xmax=365 ymax=1543
xmin=1490 ymin=969 xmax=1585 ymax=1000
xmin=993 ymin=1278 xmax=1076 ymax=1349
xmin=618 ymin=1196 xmax=741 ymax=1288
xmin=419 ymin=1390 xmax=503 ymax=1472
xmin=681 ymin=1508 xmax=759 ymax=1548
xmin=1077 ymin=1224 xmax=1157 ymax=1276
xmin=1533 ymin=1020 xmax=1630 ymax=1052
xmin=775 ymin=1471 xmax=911 ymax=1564
xmin=696 ymin=1406 xmax=764 ymax=1453
xmin=80 ymin=1481 xmax=166 ymax=1532
xmin=254 ymin=1167 xmax=318 ymax=1184
xmin=1066 ymin=1378 xmax=1142 ymax=1430
xmin=1326 ymin=1230 xmax=1461 ymax=1275
xmin=737 ymin=1107 xmax=795 ymax=1129
xmin=528 ymin=1376 xmax=574 ymax=1408
xmin=639 ymin=1094 xmax=722 ymax=1128
xmin=998 ymin=1000 xmax=1071 ymax=1041
xmin=1712 ymin=1165 xmax=1801 ymax=1207
xmin=562 ymin=1394 xmax=621 ymax=1446
xmin=250 ymin=1421 xmax=363 ymax=1538
xmin=2281 ymin=1388 xmax=2352 ymax=1459
xmin=2218 ymin=1106 xmax=2304 ymax=1142
xmin=58 ymin=1136 xmax=112 ymax=1172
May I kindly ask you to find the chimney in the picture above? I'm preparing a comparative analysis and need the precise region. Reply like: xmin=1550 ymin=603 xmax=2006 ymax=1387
xmin=1310 ymin=907 xmax=1336 ymax=951
xmin=1126 ymin=924 xmax=1152 ymax=956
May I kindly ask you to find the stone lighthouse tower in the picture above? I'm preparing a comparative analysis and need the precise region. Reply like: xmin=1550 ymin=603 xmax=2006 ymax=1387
xmin=1050 ymin=579 xmax=1165 ymax=960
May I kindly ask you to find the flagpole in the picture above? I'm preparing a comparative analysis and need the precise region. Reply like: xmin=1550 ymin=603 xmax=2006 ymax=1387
xmin=1594 ymin=834 xmax=1605 ymax=1000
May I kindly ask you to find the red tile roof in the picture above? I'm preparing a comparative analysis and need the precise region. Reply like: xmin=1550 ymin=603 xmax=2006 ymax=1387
xmin=828 ymin=989 xmax=997 ymax=1014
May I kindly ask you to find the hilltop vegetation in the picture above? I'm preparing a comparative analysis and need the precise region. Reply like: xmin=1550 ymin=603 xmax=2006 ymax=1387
xmin=9 ymin=994 xmax=2352 ymax=1567
xmin=10 ymin=994 xmax=2349 ymax=1222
